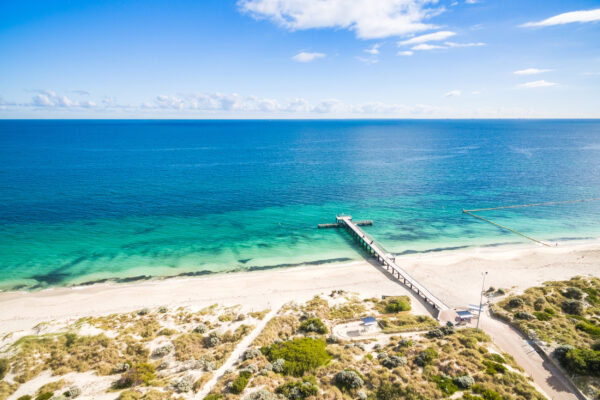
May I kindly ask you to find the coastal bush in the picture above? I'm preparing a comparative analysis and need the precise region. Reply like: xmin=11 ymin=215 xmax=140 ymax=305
xmin=576 ymin=321 xmax=600 ymax=337
xmin=261 ymin=337 xmax=331 ymax=376
xmin=0 ymin=358 xmax=8 ymax=379
xmin=514 ymin=311 xmax=535 ymax=320
xmin=35 ymin=393 xmax=53 ymax=400
xmin=558 ymin=347 xmax=600 ymax=376
xmin=17 ymin=396 xmax=32 ymax=400
xmin=562 ymin=300 xmax=584 ymax=315
xmin=115 ymin=363 xmax=156 ymax=388
xmin=194 ymin=324 xmax=208 ymax=334
xmin=564 ymin=287 xmax=584 ymax=300
xmin=507 ymin=298 xmax=524 ymax=308
xmin=138 ymin=308 xmax=150 ymax=316
xmin=118 ymin=390 xmax=141 ymax=400
xmin=383 ymin=297 xmax=411 ymax=313
xmin=453 ymin=375 xmax=474 ymax=389
xmin=243 ymin=390 xmax=279 ymax=400
xmin=415 ymin=348 xmax=438 ymax=366
xmin=243 ymin=348 xmax=262 ymax=360
xmin=374 ymin=383 xmax=426 ymax=400
xmin=276 ymin=377 xmax=319 ymax=399
xmin=482 ymin=360 xmax=506 ymax=375
xmin=230 ymin=371 xmax=251 ymax=394
xmin=333 ymin=369 xmax=364 ymax=390
xmin=203 ymin=395 xmax=223 ymax=400
xmin=272 ymin=359 xmax=285 ymax=373
xmin=381 ymin=355 xmax=407 ymax=369
xmin=396 ymin=339 xmax=413 ymax=348
xmin=533 ymin=311 xmax=553 ymax=321
xmin=204 ymin=332 xmax=221 ymax=348
xmin=298 ymin=318 xmax=327 ymax=334
xmin=533 ymin=297 xmax=545 ymax=311
xmin=173 ymin=375 xmax=194 ymax=393
xmin=151 ymin=344 xmax=173 ymax=358
xmin=64 ymin=386 xmax=81 ymax=398
xmin=470 ymin=385 xmax=503 ymax=400
xmin=485 ymin=353 xmax=506 ymax=364
xmin=431 ymin=375 xmax=458 ymax=395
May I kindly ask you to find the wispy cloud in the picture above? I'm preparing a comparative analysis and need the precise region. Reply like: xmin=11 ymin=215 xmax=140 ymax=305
xmin=398 ymin=30 xmax=456 ymax=46
xmin=444 ymin=41 xmax=485 ymax=47
xmin=444 ymin=90 xmax=461 ymax=97
xmin=522 ymin=8 xmax=600 ymax=27
xmin=292 ymin=51 xmax=325 ymax=62
xmin=514 ymin=68 xmax=552 ymax=75
xmin=412 ymin=43 xmax=444 ymax=51
xmin=397 ymin=50 xmax=414 ymax=56
xmin=517 ymin=80 xmax=557 ymax=88
xmin=238 ymin=0 xmax=443 ymax=39
xmin=364 ymin=43 xmax=381 ymax=55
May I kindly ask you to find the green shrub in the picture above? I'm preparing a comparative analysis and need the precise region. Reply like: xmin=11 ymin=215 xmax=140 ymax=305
xmin=35 ymin=393 xmax=53 ymax=400
xmin=0 ymin=358 xmax=8 ymax=380
xmin=533 ymin=297 xmax=545 ymax=311
xmin=384 ymin=299 xmax=411 ymax=313
xmin=558 ymin=347 xmax=600 ymax=376
xmin=431 ymin=375 xmax=458 ymax=395
xmin=576 ymin=321 xmax=600 ymax=338
xmin=534 ymin=311 xmax=553 ymax=321
xmin=544 ymin=307 xmax=555 ymax=315
xmin=453 ymin=375 xmax=474 ymax=389
xmin=230 ymin=371 xmax=251 ymax=394
xmin=471 ymin=385 xmax=502 ymax=400
xmin=482 ymin=360 xmax=507 ymax=375
xmin=415 ymin=348 xmax=438 ymax=366
xmin=507 ymin=297 xmax=524 ymax=308
xmin=583 ymin=288 xmax=599 ymax=304
xmin=298 ymin=318 xmax=327 ymax=334
xmin=17 ymin=396 xmax=33 ymax=400
xmin=276 ymin=377 xmax=319 ymax=399
xmin=486 ymin=353 xmax=506 ymax=364
xmin=203 ymin=395 xmax=223 ymax=400
xmin=115 ymin=363 xmax=156 ymax=388
xmin=262 ymin=337 xmax=331 ymax=376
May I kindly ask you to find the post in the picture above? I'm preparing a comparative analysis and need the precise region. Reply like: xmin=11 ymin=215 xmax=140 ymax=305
xmin=476 ymin=271 xmax=488 ymax=331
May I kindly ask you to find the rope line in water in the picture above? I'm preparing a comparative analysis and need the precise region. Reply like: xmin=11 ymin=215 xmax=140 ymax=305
xmin=464 ymin=197 xmax=600 ymax=213
xmin=462 ymin=210 xmax=551 ymax=247
xmin=463 ymin=197 xmax=600 ymax=247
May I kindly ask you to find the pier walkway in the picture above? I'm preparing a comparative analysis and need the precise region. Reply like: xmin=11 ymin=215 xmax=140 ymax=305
xmin=326 ymin=215 xmax=449 ymax=316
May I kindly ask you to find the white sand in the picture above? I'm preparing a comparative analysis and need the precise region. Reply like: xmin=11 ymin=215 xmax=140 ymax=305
xmin=1 ymin=240 xmax=599 ymax=336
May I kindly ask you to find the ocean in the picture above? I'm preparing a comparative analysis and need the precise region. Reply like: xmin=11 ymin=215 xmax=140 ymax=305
xmin=1 ymin=119 xmax=599 ymax=291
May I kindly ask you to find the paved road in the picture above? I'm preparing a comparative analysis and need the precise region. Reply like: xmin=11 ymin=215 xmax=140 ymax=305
xmin=479 ymin=311 xmax=581 ymax=400
xmin=195 ymin=308 xmax=279 ymax=399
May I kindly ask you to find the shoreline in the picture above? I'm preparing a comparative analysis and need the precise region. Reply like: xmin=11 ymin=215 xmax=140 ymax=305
xmin=1 ymin=238 xmax=599 ymax=335
xmin=2 ymin=234 xmax=597 ymax=293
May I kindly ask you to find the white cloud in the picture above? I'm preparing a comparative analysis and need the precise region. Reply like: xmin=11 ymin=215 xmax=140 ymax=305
xmin=444 ymin=90 xmax=461 ymax=97
xmin=411 ymin=43 xmax=444 ymax=51
xmin=522 ymin=8 xmax=600 ymax=27
xmin=364 ymin=43 xmax=380 ymax=55
xmin=398 ymin=30 xmax=455 ymax=45
xmin=398 ymin=50 xmax=414 ymax=56
xmin=292 ymin=51 xmax=325 ymax=62
xmin=465 ymin=0 xmax=478 ymax=4
xmin=356 ymin=56 xmax=379 ymax=64
xmin=238 ymin=0 xmax=442 ymax=39
xmin=517 ymin=80 xmax=557 ymax=88
xmin=29 ymin=90 xmax=92 ymax=108
xmin=444 ymin=41 xmax=485 ymax=47
xmin=514 ymin=68 xmax=552 ymax=75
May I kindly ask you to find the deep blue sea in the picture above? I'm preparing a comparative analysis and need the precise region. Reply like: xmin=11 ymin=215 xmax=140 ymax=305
xmin=1 ymin=120 xmax=599 ymax=291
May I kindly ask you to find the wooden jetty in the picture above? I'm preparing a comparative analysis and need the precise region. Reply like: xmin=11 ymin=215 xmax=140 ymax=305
xmin=321 ymin=215 xmax=449 ymax=316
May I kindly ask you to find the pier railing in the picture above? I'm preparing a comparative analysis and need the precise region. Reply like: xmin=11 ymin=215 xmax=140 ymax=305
xmin=321 ymin=215 xmax=449 ymax=317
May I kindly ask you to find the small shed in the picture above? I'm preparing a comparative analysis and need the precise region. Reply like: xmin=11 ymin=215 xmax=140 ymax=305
xmin=456 ymin=310 xmax=474 ymax=324
xmin=361 ymin=316 xmax=377 ymax=333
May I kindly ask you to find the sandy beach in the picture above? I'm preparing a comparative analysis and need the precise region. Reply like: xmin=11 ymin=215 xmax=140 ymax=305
xmin=1 ymin=239 xmax=598 ymax=336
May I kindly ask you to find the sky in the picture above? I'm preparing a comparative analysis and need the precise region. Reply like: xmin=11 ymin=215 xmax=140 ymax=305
xmin=0 ymin=0 xmax=599 ymax=118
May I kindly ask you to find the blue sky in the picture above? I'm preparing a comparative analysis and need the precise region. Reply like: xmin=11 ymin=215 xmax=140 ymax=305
xmin=0 ymin=0 xmax=599 ymax=118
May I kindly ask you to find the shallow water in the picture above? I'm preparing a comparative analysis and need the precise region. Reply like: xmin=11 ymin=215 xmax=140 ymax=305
xmin=1 ymin=119 xmax=599 ymax=290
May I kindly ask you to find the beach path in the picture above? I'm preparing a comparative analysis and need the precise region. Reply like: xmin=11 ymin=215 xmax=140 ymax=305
xmin=195 ymin=308 xmax=280 ymax=399
xmin=480 ymin=312 xmax=580 ymax=400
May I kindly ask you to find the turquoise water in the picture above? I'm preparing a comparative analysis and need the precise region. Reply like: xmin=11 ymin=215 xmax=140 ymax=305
xmin=1 ymin=120 xmax=599 ymax=290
